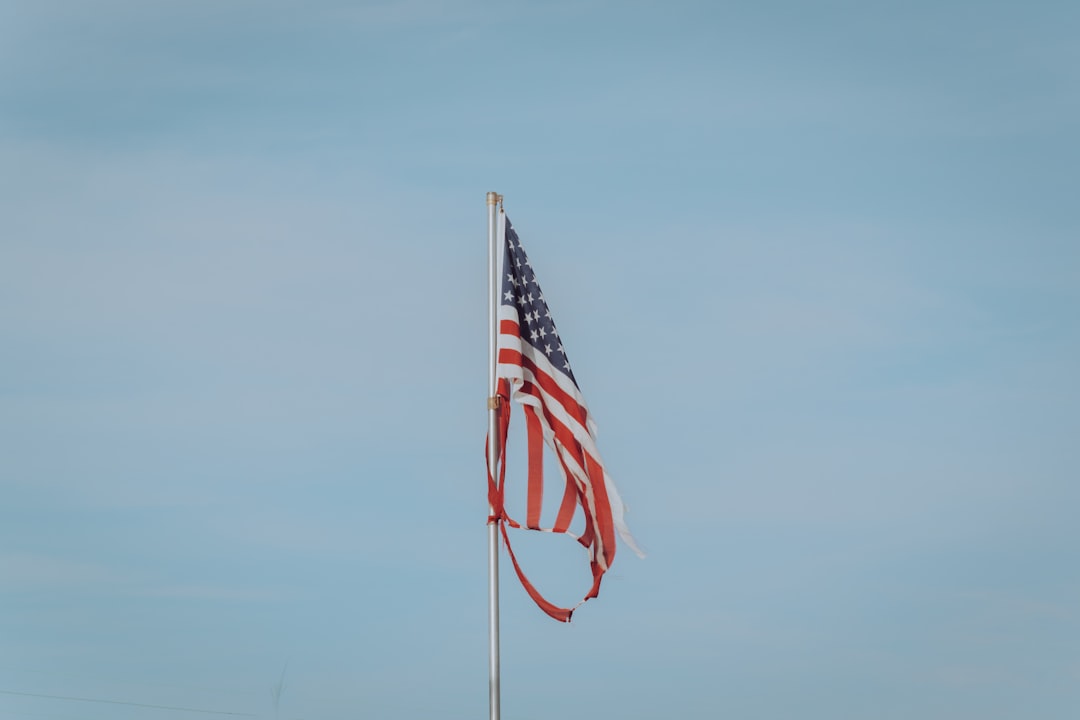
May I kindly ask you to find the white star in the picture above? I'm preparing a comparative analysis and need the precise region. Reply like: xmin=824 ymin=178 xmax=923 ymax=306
xmin=530 ymin=329 xmax=540 ymax=342
xmin=504 ymin=290 xmax=513 ymax=301
xmin=538 ymin=327 xmax=547 ymax=338
xmin=544 ymin=344 xmax=553 ymax=355
xmin=526 ymin=293 xmax=534 ymax=303
xmin=524 ymin=312 xmax=534 ymax=325
xmin=516 ymin=294 xmax=526 ymax=306
xmin=557 ymin=343 xmax=564 ymax=354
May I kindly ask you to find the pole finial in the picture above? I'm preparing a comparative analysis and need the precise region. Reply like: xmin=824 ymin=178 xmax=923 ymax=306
xmin=486 ymin=191 xmax=499 ymax=206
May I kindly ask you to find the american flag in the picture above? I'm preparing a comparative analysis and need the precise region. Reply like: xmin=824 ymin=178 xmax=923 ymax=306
xmin=489 ymin=212 xmax=642 ymax=622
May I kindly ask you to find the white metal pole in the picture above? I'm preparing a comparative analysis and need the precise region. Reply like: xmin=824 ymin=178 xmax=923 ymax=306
xmin=486 ymin=190 xmax=502 ymax=720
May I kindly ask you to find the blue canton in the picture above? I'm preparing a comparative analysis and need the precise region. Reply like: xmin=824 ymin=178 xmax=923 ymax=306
xmin=502 ymin=218 xmax=577 ymax=387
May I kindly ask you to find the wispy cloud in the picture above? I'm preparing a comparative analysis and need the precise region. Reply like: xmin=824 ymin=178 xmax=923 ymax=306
xmin=0 ymin=551 xmax=120 ymax=591
xmin=136 ymin=584 xmax=286 ymax=602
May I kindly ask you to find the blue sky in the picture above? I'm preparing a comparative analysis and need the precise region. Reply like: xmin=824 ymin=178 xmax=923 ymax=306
xmin=2 ymin=1 xmax=1078 ymax=718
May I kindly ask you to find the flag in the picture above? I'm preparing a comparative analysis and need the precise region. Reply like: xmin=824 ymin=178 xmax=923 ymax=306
xmin=486 ymin=211 xmax=642 ymax=622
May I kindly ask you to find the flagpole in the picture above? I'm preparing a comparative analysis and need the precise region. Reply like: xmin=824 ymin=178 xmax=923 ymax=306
xmin=486 ymin=190 xmax=502 ymax=720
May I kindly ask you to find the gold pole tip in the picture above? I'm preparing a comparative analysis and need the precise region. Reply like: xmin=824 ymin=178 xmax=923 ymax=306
xmin=486 ymin=191 xmax=499 ymax=206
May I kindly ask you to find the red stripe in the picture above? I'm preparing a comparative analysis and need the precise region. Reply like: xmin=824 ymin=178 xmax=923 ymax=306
xmin=585 ymin=451 xmax=616 ymax=568
xmin=552 ymin=469 xmax=579 ymax=534
xmin=584 ymin=558 xmax=603 ymax=601
xmin=499 ymin=522 xmax=574 ymax=623
xmin=525 ymin=405 xmax=544 ymax=530
xmin=499 ymin=346 xmax=590 ymax=430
